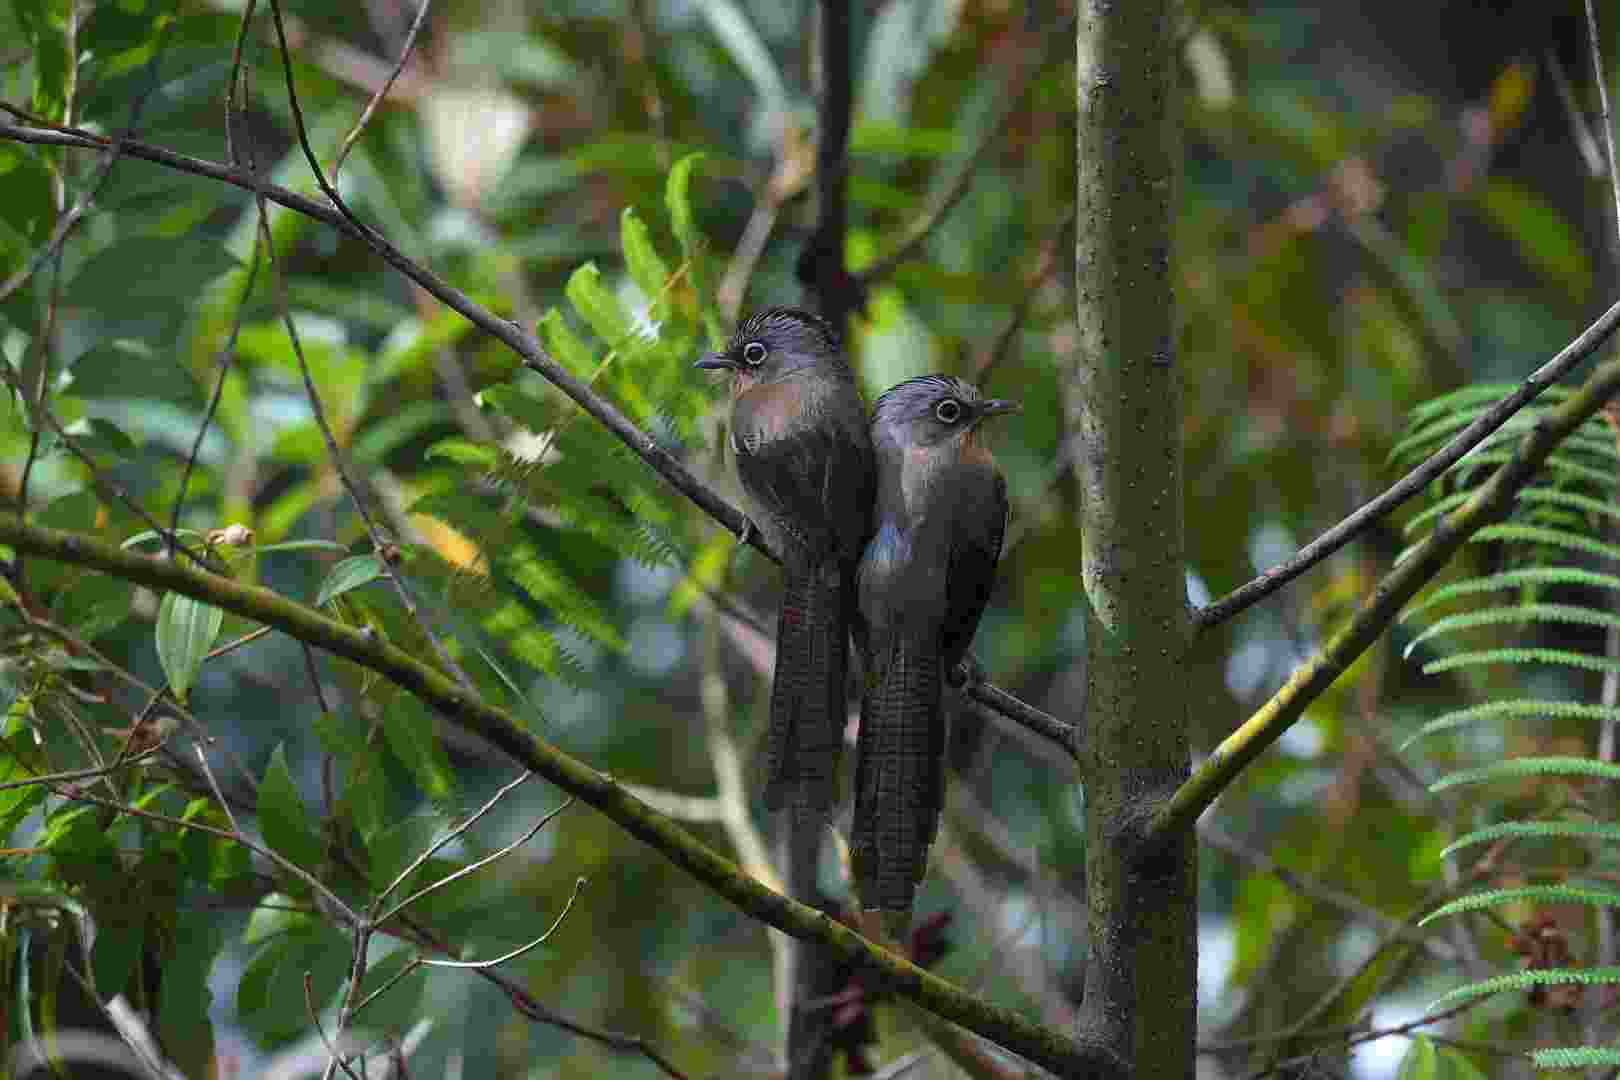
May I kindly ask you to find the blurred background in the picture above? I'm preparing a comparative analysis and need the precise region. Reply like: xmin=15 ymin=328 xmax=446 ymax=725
xmin=5 ymin=0 xmax=1620 ymax=1076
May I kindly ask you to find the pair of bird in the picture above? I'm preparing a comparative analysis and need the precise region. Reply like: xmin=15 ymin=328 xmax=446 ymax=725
xmin=695 ymin=306 xmax=1016 ymax=929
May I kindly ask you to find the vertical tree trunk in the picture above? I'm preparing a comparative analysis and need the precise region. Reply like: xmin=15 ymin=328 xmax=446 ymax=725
xmin=1072 ymin=3 xmax=1198 ymax=1074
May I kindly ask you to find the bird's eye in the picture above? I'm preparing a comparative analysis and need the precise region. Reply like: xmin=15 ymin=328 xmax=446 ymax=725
xmin=934 ymin=399 xmax=962 ymax=424
xmin=742 ymin=342 xmax=768 ymax=366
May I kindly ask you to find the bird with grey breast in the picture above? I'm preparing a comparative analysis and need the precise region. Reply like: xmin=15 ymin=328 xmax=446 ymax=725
xmin=695 ymin=309 xmax=875 ymax=1077
xmin=854 ymin=374 xmax=1016 ymax=934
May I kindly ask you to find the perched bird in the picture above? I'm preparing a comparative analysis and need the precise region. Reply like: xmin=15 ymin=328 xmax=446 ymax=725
xmin=854 ymin=375 xmax=1016 ymax=928
xmin=695 ymin=310 xmax=875 ymax=1076
xmin=694 ymin=308 xmax=875 ymax=831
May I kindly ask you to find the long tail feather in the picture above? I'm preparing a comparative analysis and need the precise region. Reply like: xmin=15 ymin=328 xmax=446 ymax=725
xmin=763 ymin=562 xmax=852 ymax=1080
xmin=852 ymin=636 xmax=944 ymax=916
xmin=762 ymin=562 xmax=850 ymax=819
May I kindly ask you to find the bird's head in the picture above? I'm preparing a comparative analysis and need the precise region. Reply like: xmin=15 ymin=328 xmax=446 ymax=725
xmin=871 ymin=375 xmax=1020 ymax=450
xmin=693 ymin=307 xmax=843 ymax=389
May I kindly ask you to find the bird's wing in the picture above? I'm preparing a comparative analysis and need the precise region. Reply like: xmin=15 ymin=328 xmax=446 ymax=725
xmin=733 ymin=378 xmax=873 ymax=564
xmin=940 ymin=466 xmax=1007 ymax=669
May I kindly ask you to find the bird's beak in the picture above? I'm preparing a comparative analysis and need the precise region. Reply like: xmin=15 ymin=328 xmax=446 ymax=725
xmin=693 ymin=352 xmax=735 ymax=371
xmin=978 ymin=399 xmax=1021 ymax=418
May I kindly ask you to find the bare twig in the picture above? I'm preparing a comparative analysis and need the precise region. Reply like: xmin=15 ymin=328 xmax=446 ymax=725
xmin=1586 ymin=0 xmax=1620 ymax=248
xmin=420 ymin=876 xmax=587 ymax=969
xmin=304 ymin=972 xmax=365 ymax=1080
xmin=1546 ymin=49 xmax=1605 ymax=178
xmin=377 ymin=791 xmax=569 ymax=924
xmin=171 ymin=230 xmax=260 ymax=541
xmin=333 ymin=0 xmax=432 ymax=177
xmin=1159 ymin=352 xmax=1620 ymax=840
xmin=854 ymin=23 xmax=1067 ymax=291
xmin=1195 ymin=291 xmax=1620 ymax=630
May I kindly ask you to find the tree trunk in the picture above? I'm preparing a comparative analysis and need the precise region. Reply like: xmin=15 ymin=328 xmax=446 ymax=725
xmin=1072 ymin=3 xmax=1198 ymax=1074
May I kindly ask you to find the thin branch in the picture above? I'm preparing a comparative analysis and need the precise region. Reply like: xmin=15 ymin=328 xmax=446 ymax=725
xmin=374 ymin=771 xmax=536 ymax=909
xmin=304 ymin=973 xmax=365 ymax=1080
xmin=974 ymin=210 xmax=1075 ymax=383
xmin=421 ymin=876 xmax=586 ymax=969
xmin=64 ymin=786 xmax=359 ymax=926
xmin=958 ymin=657 xmax=1078 ymax=758
xmin=854 ymin=22 xmax=1067 ymax=291
xmin=377 ymin=791 xmax=570 ymax=925
xmin=1195 ymin=291 xmax=1620 ymax=630
xmin=332 ymin=0 xmax=431 ymax=177
xmin=1546 ymin=48 xmax=1605 ymax=178
xmin=1585 ymin=0 xmax=1620 ymax=248
xmin=1157 ymin=351 xmax=1620 ymax=843
xmin=0 ymin=517 xmax=1124 ymax=1079
xmin=171 ymin=228 xmax=260 ymax=541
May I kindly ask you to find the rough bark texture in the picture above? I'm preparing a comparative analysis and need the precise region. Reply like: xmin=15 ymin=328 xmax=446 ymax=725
xmin=1072 ymin=2 xmax=1198 ymax=1074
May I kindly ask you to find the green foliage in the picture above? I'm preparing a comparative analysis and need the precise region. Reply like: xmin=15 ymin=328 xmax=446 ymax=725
xmin=1396 ymin=382 xmax=1620 ymax=1066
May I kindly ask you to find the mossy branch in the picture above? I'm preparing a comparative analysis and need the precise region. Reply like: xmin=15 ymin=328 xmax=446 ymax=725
xmin=1152 ymin=354 xmax=1620 ymax=844
xmin=0 ymin=518 xmax=1124 ymax=1080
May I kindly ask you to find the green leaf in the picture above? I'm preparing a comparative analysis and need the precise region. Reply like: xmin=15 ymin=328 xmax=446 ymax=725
xmin=1396 ymin=1035 xmax=1438 ymax=1080
xmin=382 ymin=697 xmax=455 ymax=804
xmin=425 ymin=437 xmax=500 ymax=469
xmin=315 ymin=554 xmax=386 ymax=606
xmin=257 ymin=744 xmax=321 ymax=878
xmin=350 ymin=948 xmax=427 ymax=1033
xmin=1476 ymin=179 xmax=1590 ymax=302
xmin=91 ymin=914 xmax=145 ymax=999
xmin=62 ymin=417 xmax=139 ymax=460
xmin=236 ymin=921 xmax=349 ymax=1045
xmin=539 ymin=308 xmax=598 ymax=377
xmin=565 ymin=262 xmax=632 ymax=347
xmin=480 ymin=382 xmax=554 ymax=434
xmin=157 ymin=915 xmax=219 ymax=1077
xmin=68 ymin=340 xmax=202 ymax=404
xmin=69 ymin=235 xmax=239 ymax=325
xmin=665 ymin=152 xmax=706 ymax=263
xmin=621 ymin=206 xmax=673 ymax=309
xmin=51 ymin=571 xmax=135 ymax=640
xmin=154 ymin=591 xmax=224 ymax=701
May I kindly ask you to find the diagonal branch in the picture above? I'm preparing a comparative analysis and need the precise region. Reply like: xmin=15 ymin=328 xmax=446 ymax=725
xmin=1195 ymin=292 xmax=1620 ymax=631
xmin=0 ymin=516 xmax=1125 ymax=1080
xmin=1154 ymin=351 xmax=1620 ymax=845
xmin=0 ymin=119 xmax=1058 ymax=765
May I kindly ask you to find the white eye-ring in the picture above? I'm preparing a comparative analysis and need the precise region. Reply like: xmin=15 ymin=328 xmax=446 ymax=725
xmin=934 ymin=398 xmax=962 ymax=424
xmin=742 ymin=342 xmax=768 ymax=366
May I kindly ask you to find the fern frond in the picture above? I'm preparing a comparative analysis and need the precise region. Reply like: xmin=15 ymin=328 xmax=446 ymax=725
xmin=1430 ymin=755 xmax=1620 ymax=791
xmin=1420 ymin=887 xmax=1620 ymax=927
xmin=1402 ymin=382 xmax=1567 ymax=427
xmin=1400 ymin=700 xmax=1620 ymax=748
xmin=1421 ymin=647 xmax=1620 ymax=678
xmin=1405 ymin=568 xmax=1620 ymax=619
xmin=1403 ymin=604 xmax=1620 ymax=658
xmin=1425 ymin=966 xmax=1620 ymax=1012
xmin=1403 ymin=486 xmax=1620 ymax=539
xmin=1444 ymin=448 xmax=1616 ymax=490
xmin=1530 ymin=1047 xmax=1620 ymax=1069
xmin=1441 ymin=820 xmax=1620 ymax=858
xmin=1470 ymin=523 xmax=1620 ymax=564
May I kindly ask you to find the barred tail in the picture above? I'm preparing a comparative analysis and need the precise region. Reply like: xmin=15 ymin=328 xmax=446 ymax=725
xmin=762 ymin=562 xmax=850 ymax=820
xmin=764 ymin=563 xmax=852 ymax=1080
xmin=851 ymin=636 xmax=944 ymax=917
